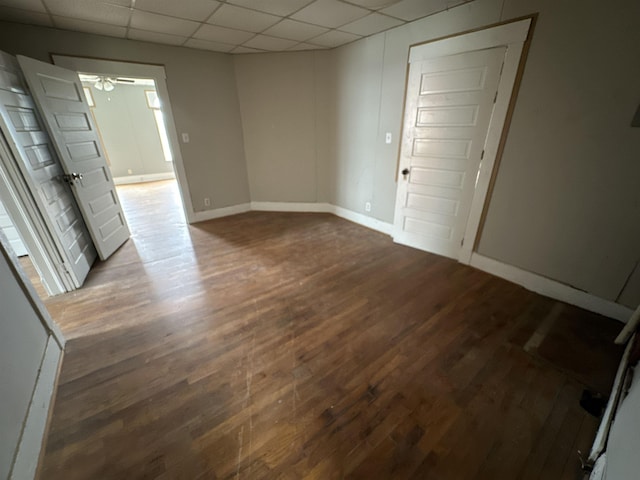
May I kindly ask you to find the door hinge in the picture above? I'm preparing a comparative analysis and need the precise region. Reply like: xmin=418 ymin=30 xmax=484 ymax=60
xmin=480 ymin=150 xmax=485 ymax=160
xmin=461 ymin=238 xmax=464 ymax=247
xmin=493 ymin=90 xmax=498 ymax=103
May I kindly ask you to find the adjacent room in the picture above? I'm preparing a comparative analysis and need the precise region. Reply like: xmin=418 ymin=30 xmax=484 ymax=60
xmin=1 ymin=0 xmax=639 ymax=479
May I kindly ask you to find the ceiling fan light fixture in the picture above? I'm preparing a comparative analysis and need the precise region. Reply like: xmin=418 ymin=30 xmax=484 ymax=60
xmin=94 ymin=79 xmax=104 ymax=90
xmin=103 ymin=79 xmax=115 ymax=91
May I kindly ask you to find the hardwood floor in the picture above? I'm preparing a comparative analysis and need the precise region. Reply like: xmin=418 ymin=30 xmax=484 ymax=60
xmin=39 ymin=180 xmax=623 ymax=479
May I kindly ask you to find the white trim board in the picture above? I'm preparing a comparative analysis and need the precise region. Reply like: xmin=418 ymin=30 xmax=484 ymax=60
xmin=10 ymin=337 xmax=62 ymax=480
xmin=113 ymin=172 xmax=175 ymax=185
xmin=249 ymin=202 xmax=394 ymax=235
xmin=194 ymin=201 xmax=394 ymax=235
xmin=51 ymin=55 xmax=195 ymax=224
xmin=331 ymin=205 xmax=393 ymax=236
xmin=191 ymin=203 xmax=251 ymax=223
xmin=0 ymin=126 xmax=69 ymax=296
xmin=470 ymin=253 xmax=633 ymax=323
xmin=395 ymin=18 xmax=532 ymax=265
xmin=251 ymin=201 xmax=331 ymax=213
xmin=192 ymin=201 xmax=630 ymax=322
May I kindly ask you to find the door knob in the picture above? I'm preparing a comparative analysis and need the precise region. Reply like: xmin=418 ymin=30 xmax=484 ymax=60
xmin=61 ymin=172 xmax=83 ymax=185
xmin=401 ymin=168 xmax=410 ymax=178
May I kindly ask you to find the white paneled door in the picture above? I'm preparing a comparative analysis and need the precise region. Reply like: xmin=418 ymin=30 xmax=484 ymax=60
xmin=0 ymin=52 xmax=96 ymax=287
xmin=17 ymin=56 xmax=129 ymax=261
xmin=393 ymin=47 xmax=506 ymax=260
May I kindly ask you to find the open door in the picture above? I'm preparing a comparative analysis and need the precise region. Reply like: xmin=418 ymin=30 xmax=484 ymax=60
xmin=17 ymin=56 xmax=129 ymax=261
xmin=0 ymin=51 xmax=95 ymax=288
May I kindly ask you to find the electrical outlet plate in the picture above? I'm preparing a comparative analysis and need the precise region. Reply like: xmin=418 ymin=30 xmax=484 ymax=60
xmin=365 ymin=201 xmax=371 ymax=212
xmin=204 ymin=197 xmax=210 ymax=207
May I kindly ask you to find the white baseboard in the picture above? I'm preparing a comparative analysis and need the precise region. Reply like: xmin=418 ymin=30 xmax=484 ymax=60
xmin=113 ymin=172 xmax=175 ymax=185
xmin=249 ymin=201 xmax=394 ymax=235
xmin=192 ymin=203 xmax=251 ymax=223
xmin=250 ymin=201 xmax=332 ymax=213
xmin=330 ymin=205 xmax=394 ymax=235
xmin=11 ymin=336 xmax=62 ymax=480
xmin=190 ymin=202 xmax=629 ymax=322
xmin=470 ymin=253 xmax=633 ymax=323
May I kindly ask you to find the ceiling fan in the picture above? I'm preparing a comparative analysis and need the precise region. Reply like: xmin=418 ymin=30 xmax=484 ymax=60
xmin=80 ymin=75 xmax=135 ymax=91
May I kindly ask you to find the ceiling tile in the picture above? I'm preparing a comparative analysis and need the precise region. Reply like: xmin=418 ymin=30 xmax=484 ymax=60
xmin=184 ymin=38 xmax=235 ymax=52
xmin=0 ymin=0 xmax=46 ymax=13
xmin=227 ymin=0 xmax=314 ymax=17
xmin=231 ymin=46 xmax=265 ymax=54
xmin=128 ymin=28 xmax=187 ymax=46
xmin=43 ymin=0 xmax=131 ymax=26
xmin=287 ymin=42 xmax=324 ymax=51
xmin=380 ymin=0 xmax=448 ymax=21
xmin=242 ymin=34 xmax=298 ymax=51
xmin=135 ymin=0 xmax=220 ymax=22
xmin=208 ymin=4 xmax=279 ymax=33
xmin=193 ymin=24 xmax=255 ymax=44
xmin=308 ymin=29 xmax=360 ymax=47
xmin=291 ymin=0 xmax=369 ymax=28
xmin=339 ymin=12 xmax=403 ymax=35
xmin=130 ymin=11 xmax=200 ymax=36
xmin=262 ymin=19 xmax=328 ymax=41
xmin=53 ymin=16 xmax=127 ymax=37
xmin=0 ymin=6 xmax=52 ymax=26
xmin=341 ymin=0 xmax=403 ymax=8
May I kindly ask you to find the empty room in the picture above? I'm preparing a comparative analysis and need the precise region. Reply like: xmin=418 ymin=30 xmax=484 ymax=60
xmin=1 ymin=0 xmax=639 ymax=479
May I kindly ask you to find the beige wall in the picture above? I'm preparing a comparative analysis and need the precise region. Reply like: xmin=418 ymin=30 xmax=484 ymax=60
xmin=0 ymin=241 xmax=49 ymax=479
xmin=0 ymin=21 xmax=250 ymax=211
xmin=329 ymin=0 xmax=503 ymax=221
xmin=86 ymin=83 xmax=173 ymax=179
xmin=233 ymin=0 xmax=640 ymax=308
xmin=234 ymin=51 xmax=333 ymax=203
xmin=233 ymin=0 xmax=503 ymax=217
xmin=479 ymin=0 xmax=640 ymax=305
xmin=1 ymin=0 xmax=639 ymax=309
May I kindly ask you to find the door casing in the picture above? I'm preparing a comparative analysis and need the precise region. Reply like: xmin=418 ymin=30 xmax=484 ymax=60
xmin=51 ymin=55 xmax=195 ymax=224
xmin=394 ymin=18 xmax=533 ymax=264
xmin=17 ymin=55 xmax=130 ymax=262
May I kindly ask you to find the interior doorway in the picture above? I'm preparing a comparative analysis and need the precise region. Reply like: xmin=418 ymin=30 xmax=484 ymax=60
xmin=51 ymin=55 xmax=195 ymax=225
xmin=79 ymin=74 xmax=176 ymax=186
xmin=77 ymin=73 xmax=186 ymax=232
xmin=0 ymin=52 xmax=194 ymax=297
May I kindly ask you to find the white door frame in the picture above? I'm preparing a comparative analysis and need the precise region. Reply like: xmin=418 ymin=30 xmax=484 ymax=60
xmin=51 ymin=55 xmax=195 ymax=224
xmin=0 ymin=133 xmax=71 ymax=295
xmin=397 ymin=18 xmax=532 ymax=264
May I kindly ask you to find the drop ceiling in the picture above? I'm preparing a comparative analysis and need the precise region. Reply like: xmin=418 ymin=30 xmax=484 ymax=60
xmin=0 ymin=0 xmax=472 ymax=54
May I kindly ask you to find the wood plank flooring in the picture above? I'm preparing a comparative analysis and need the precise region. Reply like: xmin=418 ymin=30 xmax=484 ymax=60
xmin=39 ymin=180 xmax=623 ymax=479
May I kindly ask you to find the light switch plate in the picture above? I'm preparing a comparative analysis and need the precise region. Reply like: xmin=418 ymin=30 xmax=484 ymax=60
xmin=385 ymin=132 xmax=392 ymax=144
xmin=182 ymin=133 xmax=190 ymax=143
